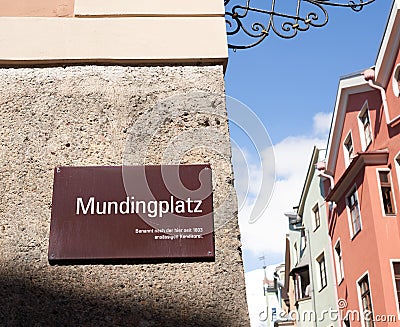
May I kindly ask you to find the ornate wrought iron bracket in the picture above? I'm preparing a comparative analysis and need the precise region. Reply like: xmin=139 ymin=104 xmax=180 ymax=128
xmin=225 ymin=0 xmax=377 ymax=50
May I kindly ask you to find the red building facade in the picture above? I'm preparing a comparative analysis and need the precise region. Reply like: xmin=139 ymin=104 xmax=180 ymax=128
xmin=324 ymin=1 xmax=400 ymax=326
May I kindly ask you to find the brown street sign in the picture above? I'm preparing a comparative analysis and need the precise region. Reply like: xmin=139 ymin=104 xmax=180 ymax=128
xmin=48 ymin=165 xmax=214 ymax=264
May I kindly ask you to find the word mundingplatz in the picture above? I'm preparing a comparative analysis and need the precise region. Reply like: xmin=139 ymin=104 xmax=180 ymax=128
xmin=76 ymin=196 xmax=203 ymax=218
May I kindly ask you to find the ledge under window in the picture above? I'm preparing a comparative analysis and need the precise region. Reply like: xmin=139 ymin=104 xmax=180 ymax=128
xmin=326 ymin=150 xmax=389 ymax=203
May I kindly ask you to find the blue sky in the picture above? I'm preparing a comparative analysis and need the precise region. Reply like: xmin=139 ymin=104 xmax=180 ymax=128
xmin=223 ymin=1 xmax=393 ymax=273
xmin=226 ymin=1 xmax=391 ymax=142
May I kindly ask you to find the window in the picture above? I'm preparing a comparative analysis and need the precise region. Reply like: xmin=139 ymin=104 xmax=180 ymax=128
xmin=396 ymin=155 xmax=400 ymax=196
xmin=358 ymin=275 xmax=374 ymax=327
xmin=393 ymin=262 xmax=400 ymax=312
xmin=359 ymin=105 xmax=372 ymax=150
xmin=294 ymin=267 xmax=311 ymax=301
xmin=317 ymin=253 xmax=327 ymax=290
xmin=344 ymin=133 xmax=354 ymax=167
xmin=313 ymin=203 xmax=320 ymax=230
xmin=393 ymin=64 xmax=400 ymax=97
xmin=300 ymin=229 xmax=306 ymax=253
xmin=334 ymin=240 xmax=344 ymax=283
xmin=347 ymin=188 xmax=362 ymax=237
xmin=378 ymin=170 xmax=396 ymax=215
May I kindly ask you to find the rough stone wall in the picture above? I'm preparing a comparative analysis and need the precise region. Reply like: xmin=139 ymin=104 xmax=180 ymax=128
xmin=0 ymin=65 xmax=250 ymax=327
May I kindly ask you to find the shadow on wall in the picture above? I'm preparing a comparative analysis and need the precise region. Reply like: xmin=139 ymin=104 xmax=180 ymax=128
xmin=0 ymin=270 xmax=229 ymax=327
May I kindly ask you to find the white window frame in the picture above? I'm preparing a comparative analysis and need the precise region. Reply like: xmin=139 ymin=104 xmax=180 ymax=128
xmin=346 ymin=185 xmax=363 ymax=239
xmin=358 ymin=101 xmax=373 ymax=151
xmin=390 ymin=259 xmax=400 ymax=321
xmin=395 ymin=152 xmax=400 ymax=196
xmin=392 ymin=64 xmax=400 ymax=97
xmin=343 ymin=131 xmax=355 ymax=168
xmin=316 ymin=251 xmax=327 ymax=291
xmin=334 ymin=238 xmax=345 ymax=284
xmin=376 ymin=168 xmax=397 ymax=216
xmin=356 ymin=271 xmax=375 ymax=327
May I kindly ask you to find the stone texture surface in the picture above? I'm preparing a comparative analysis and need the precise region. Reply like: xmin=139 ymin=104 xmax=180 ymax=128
xmin=0 ymin=65 xmax=249 ymax=326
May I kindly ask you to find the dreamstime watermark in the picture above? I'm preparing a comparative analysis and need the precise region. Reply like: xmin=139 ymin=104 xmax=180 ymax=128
xmin=337 ymin=299 xmax=397 ymax=324
xmin=259 ymin=299 xmax=397 ymax=324
xmin=122 ymin=91 xmax=276 ymax=234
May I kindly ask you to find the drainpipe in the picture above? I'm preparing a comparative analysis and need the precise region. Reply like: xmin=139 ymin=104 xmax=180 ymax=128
xmin=326 ymin=201 xmax=338 ymax=233
xmin=315 ymin=161 xmax=334 ymax=190
xmin=315 ymin=162 xmax=337 ymax=229
xmin=317 ymin=170 xmax=335 ymax=191
xmin=363 ymin=68 xmax=400 ymax=125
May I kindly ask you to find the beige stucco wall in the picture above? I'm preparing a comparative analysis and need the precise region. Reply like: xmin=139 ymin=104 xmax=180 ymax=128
xmin=0 ymin=65 xmax=249 ymax=326
xmin=0 ymin=0 xmax=224 ymax=17
xmin=74 ymin=0 xmax=225 ymax=17
xmin=0 ymin=17 xmax=227 ymax=66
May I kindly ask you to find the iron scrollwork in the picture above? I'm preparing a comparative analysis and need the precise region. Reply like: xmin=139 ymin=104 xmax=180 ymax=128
xmin=225 ymin=0 xmax=377 ymax=49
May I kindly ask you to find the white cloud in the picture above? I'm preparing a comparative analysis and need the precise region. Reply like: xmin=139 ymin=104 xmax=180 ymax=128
xmin=273 ymin=136 xmax=326 ymax=179
xmin=313 ymin=112 xmax=332 ymax=136
xmin=238 ymin=135 xmax=326 ymax=256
